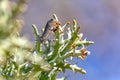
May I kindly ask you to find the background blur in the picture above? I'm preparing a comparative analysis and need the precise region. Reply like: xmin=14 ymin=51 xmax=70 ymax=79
xmin=21 ymin=0 xmax=120 ymax=80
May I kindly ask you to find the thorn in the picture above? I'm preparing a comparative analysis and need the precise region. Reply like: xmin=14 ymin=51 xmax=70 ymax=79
xmin=66 ymin=21 xmax=70 ymax=26
xmin=73 ymin=19 xmax=77 ymax=26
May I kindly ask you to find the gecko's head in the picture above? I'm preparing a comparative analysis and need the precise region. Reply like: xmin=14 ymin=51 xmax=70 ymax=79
xmin=47 ymin=18 xmax=60 ymax=31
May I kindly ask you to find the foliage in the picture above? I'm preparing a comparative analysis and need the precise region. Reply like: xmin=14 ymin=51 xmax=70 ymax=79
xmin=0 ymin=0 xmax=94 ymax=80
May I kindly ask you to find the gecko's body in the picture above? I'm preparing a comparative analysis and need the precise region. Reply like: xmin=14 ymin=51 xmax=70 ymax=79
xmin=40 ymin=19 xmax=55 ymax=43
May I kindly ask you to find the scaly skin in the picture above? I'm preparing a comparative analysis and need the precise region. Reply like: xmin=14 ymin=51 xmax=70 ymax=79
xmin=40 ymin=19 xmax=56 ymax=44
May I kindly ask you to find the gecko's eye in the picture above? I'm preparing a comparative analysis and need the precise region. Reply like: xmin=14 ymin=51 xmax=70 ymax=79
xmin=50 ymin=19 xmax=53 ymax=21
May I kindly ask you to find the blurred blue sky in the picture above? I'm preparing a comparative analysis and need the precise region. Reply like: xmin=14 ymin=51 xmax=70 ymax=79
xmin=22 ymin=0 xmax=120 ymax=80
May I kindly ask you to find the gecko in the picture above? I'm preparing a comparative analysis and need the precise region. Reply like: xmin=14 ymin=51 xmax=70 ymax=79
xmin=40 ymin=19 xmax=55 ymax=44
